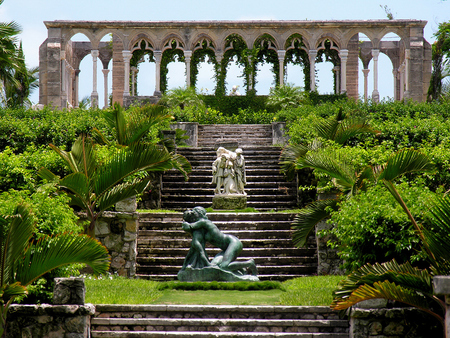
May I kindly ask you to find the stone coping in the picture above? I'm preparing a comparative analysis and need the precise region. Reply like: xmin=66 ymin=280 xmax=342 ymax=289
xmin=92 ymin=332 xmax=349 ymax=337
xmin=8 ymin=303 xmax=95 ymax=316
xmin=92 ymin=317 xmax=347 ymax=327
xmin=94 ymin=304 xmax=336 ymax=313
xmin=45 ymin=19 xmax=427 ymax=29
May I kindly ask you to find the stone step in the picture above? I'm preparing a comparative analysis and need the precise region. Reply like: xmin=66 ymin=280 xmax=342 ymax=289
xmin=91 ymin=318 xmax=347 ymax=333
xmin=92 ymin=332 xmax=348 ymax=337
xmin=136 ymin=256 xmax=317 ymax=266
xmin=138 ymin=212 xmax=296 ymax=222
xmin=135 ymin=274 xmax=315 ymax=282
xmin=137 ymin=238 xmax=301 ymax=248
xmin=137 ymin=248 xmax=314 ymax=257
xmin=91 ymin=305 xmax=349 ymax=337
xmin=139 ymin=230 xmax=294 ymax=240
xmin=139 ymin=221 xmax=294 ymax=231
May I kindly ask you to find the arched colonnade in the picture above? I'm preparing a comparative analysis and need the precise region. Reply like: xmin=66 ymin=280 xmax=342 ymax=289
xmin=39 ymin=20 xmax=431 ymax=108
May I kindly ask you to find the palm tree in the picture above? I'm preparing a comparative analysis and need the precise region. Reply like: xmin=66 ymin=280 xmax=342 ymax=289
xmin=4 ymin=42 xmax=38 ymax=108
xmin=0 ymin=17 xmax=21 ymax=103
xmin=331 ymin=149 xmax=449 ymax=329
xmin=279 ymin=111 xmax=377 ymax=246
xmin=38 ymin=134 xmax=187 ymax=236
xmin=0 ymin=203 xmax=110 ymax=336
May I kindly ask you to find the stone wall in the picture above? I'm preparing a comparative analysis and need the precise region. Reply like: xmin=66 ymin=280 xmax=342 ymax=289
xmin=94 ymin=210 xmax=138 ymax=277
xmin=316 ymin=219 xmax=345 ymax=275
xmin=6 ymin=278 xmax=93 ymax=338
xmin=349 ymin=301 xmax=442 ymax=337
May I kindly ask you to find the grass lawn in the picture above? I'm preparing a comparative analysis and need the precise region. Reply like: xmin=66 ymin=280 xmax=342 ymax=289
xmin=85 ymin=276 xmax=344 ymax=306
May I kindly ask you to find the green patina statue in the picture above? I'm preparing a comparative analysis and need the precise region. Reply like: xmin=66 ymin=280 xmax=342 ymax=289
xmin=178 ymin=206 xmax=258 ymax=282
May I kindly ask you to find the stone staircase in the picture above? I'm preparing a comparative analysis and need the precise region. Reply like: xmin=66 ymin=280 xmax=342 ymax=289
xmin=161 ymin=146 xmax=297 ymax=211
xmin=197 ymin=124 xmax=274 ymax=147
xmin=91 ymin=305 xmax=349 ymax=337
xmin=135 ymin=212 xmax=317 ymax=281
xmin=161 ymin=123 xmax=297 ymax=211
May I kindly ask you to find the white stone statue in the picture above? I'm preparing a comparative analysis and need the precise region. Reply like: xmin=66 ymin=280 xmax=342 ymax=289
xmin=230 ymin=85 xmax=241 ymax=96
xmin=212 ymin=147 xmax=246 ymax=196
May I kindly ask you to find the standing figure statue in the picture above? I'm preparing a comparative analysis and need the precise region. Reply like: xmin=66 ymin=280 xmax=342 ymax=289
xmin=178 ymin=206 xmax=258 ymax=281
xmin=211 ymin=147 xmax=246 ymax=196
xmin=234 ymin=148 xmax=246 ymax=195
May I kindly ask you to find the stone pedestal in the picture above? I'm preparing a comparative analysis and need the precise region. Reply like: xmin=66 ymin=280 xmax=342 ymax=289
xmin=212 ymin=194 xmax=247 ymax=210
xmin=53 ymin=277 xmax=85 ymax=305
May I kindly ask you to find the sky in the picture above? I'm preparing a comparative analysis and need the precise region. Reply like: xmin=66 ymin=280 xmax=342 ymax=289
xmin=1 ymin=0 xmax=450 ymax=105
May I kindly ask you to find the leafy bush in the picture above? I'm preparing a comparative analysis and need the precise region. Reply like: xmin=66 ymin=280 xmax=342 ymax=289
xmin=327 ymin=180 xmax=435 ymax=271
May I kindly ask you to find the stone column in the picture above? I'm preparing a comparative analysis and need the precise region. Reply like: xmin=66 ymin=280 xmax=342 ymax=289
xmin=74 ymin=69 xmax=80 ymax=108
xmin=91 ymin=50 xmax=99 ymax=108
xmin=247 ymin=56 xmax=253 ymax=91
xmin=339 ymin=49 xmax=348 ymax=94
xmin=60 ymin=50 xmax=67 ymax=108
xmin=399 ymin=63 xmax=405 ymax=100
xmin=371 ymin=49 xmax=380 ymax=102
xmin=184 ymin=50 xmax=192 ymax=87
xmin=154 ymin=50 xmax=162 ymax=96
xmin=404 ymin=49 xmax=411 ymax=99
xmin=277 ymin=50 xmax=286 ymax=86
xmin=122 ymin=50 xmax=132 ymax=98
xmin=333 ymin=66 xmax=340 ymax=94
xmin=433 ymin=276 xmax=450 ymax=338
xmin=308 ymin=49 xmax=317 ymax=91
xmin=131 ymin=66 xmax=138 ymax=96
xmin=102 ymin=69 xmax=110 ymax=108
xmin=362 ymin=68 xmax=370 ymax=102
xmin=393 ymin=68 xmax=399 ymax=100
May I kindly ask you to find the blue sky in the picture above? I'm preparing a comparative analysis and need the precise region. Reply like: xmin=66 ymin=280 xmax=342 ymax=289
xmin=1 ymin=0 xmax=450 ymax=105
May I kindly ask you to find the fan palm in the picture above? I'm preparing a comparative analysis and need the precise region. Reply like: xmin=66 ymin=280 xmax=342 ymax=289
xmin=38 ymin=134 xmax=183 ymax=236
xmin=280 ymin=111 xmax=377 ymax=247
xmin=92 ymin=103 xmax=191 ymax=178
xmin=0 ymin=6 xmax=23 ymax=103
xmin=331 ymin=149 xmax=450 ymax=329
xmin=0 ymin=203 xmax=110 ymax=336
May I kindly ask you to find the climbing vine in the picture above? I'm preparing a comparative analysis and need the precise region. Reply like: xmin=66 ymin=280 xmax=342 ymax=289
xmin=253 ymin=34 xmax=280 ymax=90
xmin=161 ymin=39 xmax=185 ymax=93
xmin=190 ymin=40 xmax=217 ymax=89
xmin=130 ymin=40 xmax=155 ymax=96
xmin=285 ymin=34 xmax=310 ymax=91
xmin=316 ymin=39 xmax=340 ymax=93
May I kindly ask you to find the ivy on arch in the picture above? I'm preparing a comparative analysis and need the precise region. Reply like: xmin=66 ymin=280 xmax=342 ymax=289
xmin=217 ymin=34 xmax=250 ymax=96
xmin=253 ymin=34 xmax=280 ymax=92
xmin=161 ymin=39 xmax=185 ymax=93
xmin=130 ymin=39 xmax=155 ymax=96
xmin=190 ymin=38 xmax=217 ymax=90
xmin=316 ymin=39 xmax=340 ymax=93
xmin=285 ymin=34 xmax=310 ymax=91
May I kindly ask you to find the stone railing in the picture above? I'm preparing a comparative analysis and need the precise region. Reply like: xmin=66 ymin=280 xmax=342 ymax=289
xmin=6 ymin=278 xmax=93 ymax=337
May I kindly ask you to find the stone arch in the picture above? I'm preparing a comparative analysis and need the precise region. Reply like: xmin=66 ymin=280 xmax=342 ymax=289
xmin=129 ymin=36 xmax=156 ymax=96
xmin=161 ymin=34 xmax=185 ymax=52
xmin=253 ymin=34 xmax=280 ymax=92
xmin=285 ymin=34 xmax=310 ymax=90
xmin=190 ymin=35 xmax=217 ymax=91
xmin=315 ymin=36 xmax=341 ymax=94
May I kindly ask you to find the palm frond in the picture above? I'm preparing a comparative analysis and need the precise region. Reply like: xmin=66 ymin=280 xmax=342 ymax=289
xmin=333 ymin=118 xmax=378 ymax=145
xmin=1 ymin=282 xmax=27 ymax=303
xmin=16 ymin=233 xmax=110 ymax=285
xmin=279 ymin=143 xmax=311 ymax=180
xmin=333 ymin=260 xmax=434 ymax=302
xmin=93 ymin=144 xmax=173 ymax=197
xmin=37 ymin=167 xmax=59 ymax=182
xmin=291 ymin=199 xmax=339 ymax=247
xmin=424 ymin=195 xmax=450 ymax=274
xmin=170 ymin=153 xmax=192 ymax=181
xmin=69 ymin=136 xmax=97 ymax=179
xmin=96 ymin=178 xmax=150 ymax=212
xmin=1 ymin=204 xmax=34 ymax=286
xmin=378 ymin=149 xmax=434 ymax=182
xmin=104 ymin=103 xmax=127 ymax=144
xmin=331 ymin=280 xmax=443 ymax=324
xmin=298 ymin=149 xmax=356 ymax=191
xmin=59 ymin=172 xmax=90 ymax=201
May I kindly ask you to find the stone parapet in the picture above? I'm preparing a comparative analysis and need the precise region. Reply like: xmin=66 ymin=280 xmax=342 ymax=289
xmin=93 ymin=211 xmax=139 ymax=277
